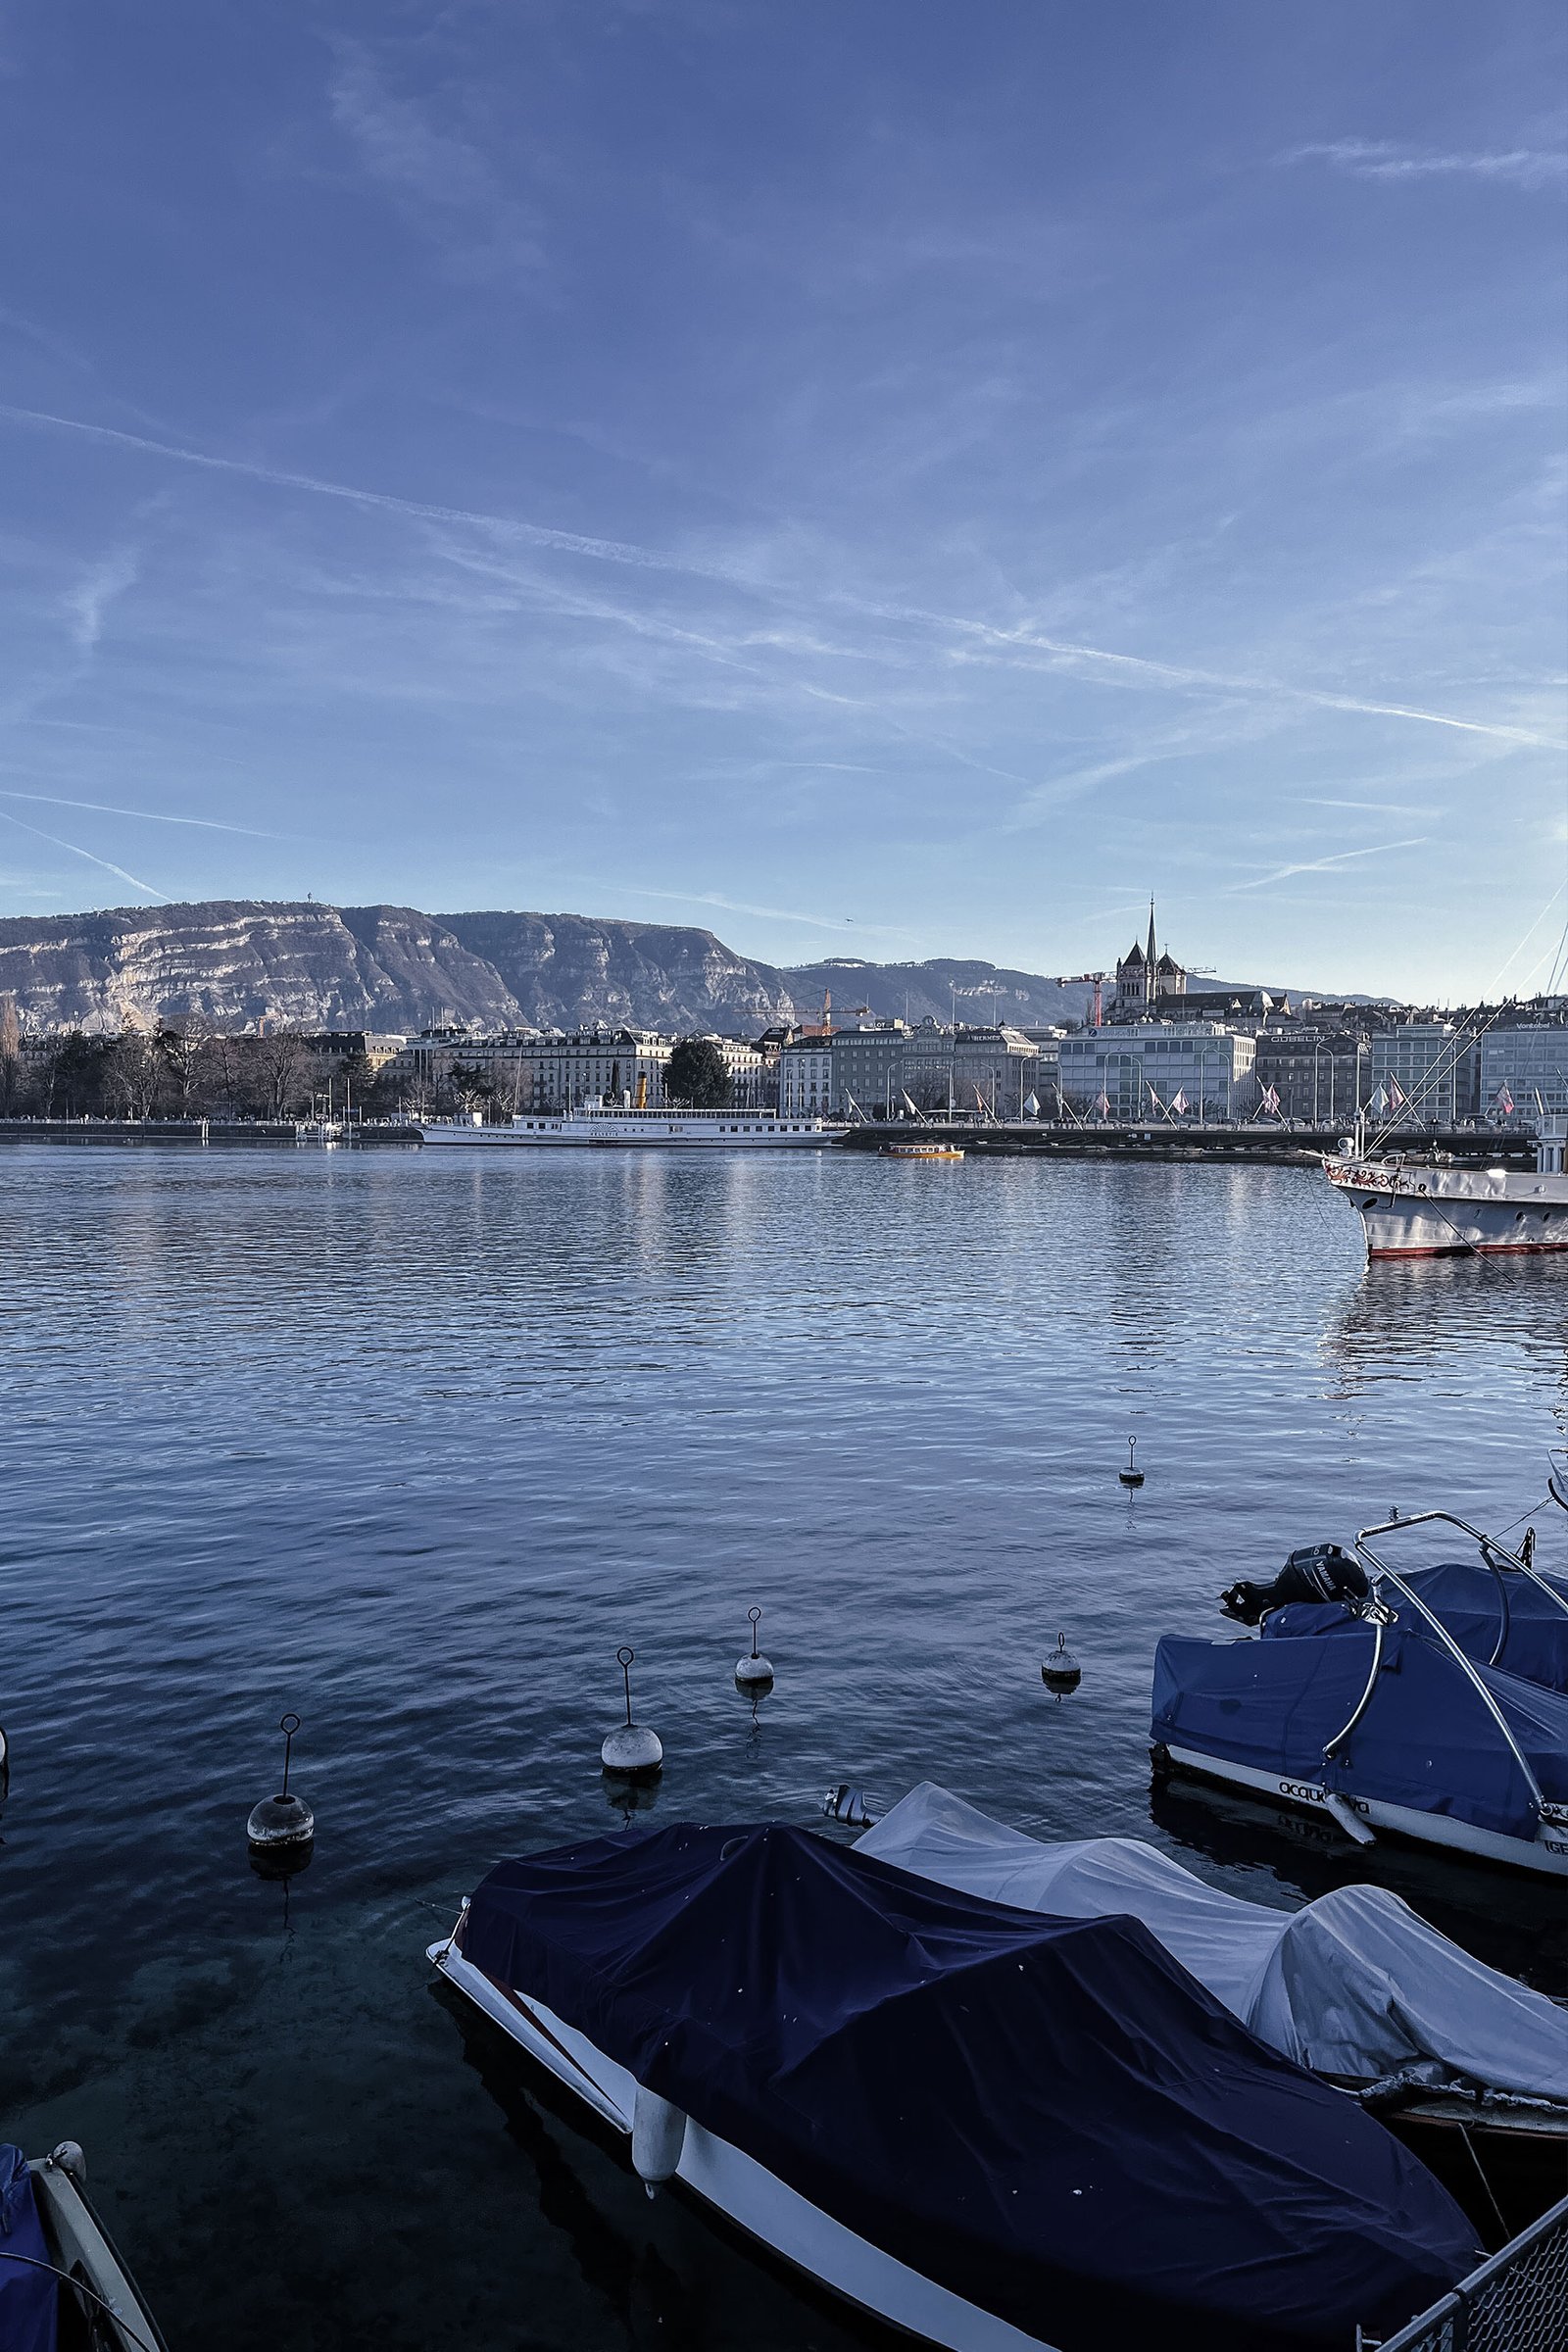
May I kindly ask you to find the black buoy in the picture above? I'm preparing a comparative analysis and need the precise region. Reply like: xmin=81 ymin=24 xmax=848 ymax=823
xmin=1119 ymin=1437 xmax=1145 ymax=1489
xmin=1042 ymin=1633 xmax=1082 ymax=1690
xmin=602 ymin=1646 xmax=663 ymax=1780
xmin=735 ymin=1605 xmax=774 ymax=1692
xmin=821 ymin=1784 xmax=879 ymax=1827
xmin=247 ymin=1712 xmax=315 ymax=1868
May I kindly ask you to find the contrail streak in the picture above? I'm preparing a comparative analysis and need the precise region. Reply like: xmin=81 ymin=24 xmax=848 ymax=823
xmin=0 ymin=402 xmax=721 ymax=578
xmin=0 ymin=787 xmax=274 ymax=837
xmin=0 ymin=806 xmax=164 ymax=897
xmin=4 ymin=401 xmax=1561 ymax=751
xmin=1227 ymin=836 xmax=1429 ymax=892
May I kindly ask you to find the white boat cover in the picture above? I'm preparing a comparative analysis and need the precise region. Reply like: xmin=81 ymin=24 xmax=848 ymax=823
xmin=858 ymin=1784 xmax=1568 ymax=2102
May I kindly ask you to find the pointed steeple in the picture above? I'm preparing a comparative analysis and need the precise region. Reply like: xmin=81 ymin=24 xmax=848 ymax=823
xmin=1146 ymin=898 xmax=1157 ymax=967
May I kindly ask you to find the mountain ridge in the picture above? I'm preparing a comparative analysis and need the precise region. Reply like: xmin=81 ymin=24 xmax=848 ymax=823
xmin=0 ymin=897 xmax=1356 ymax=1035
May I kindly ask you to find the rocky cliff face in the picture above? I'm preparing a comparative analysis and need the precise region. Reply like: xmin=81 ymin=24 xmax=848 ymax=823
xmin=0 ymin=900 xmax=1100 ymax=1035
xmin=0 ymin=900 xmax=798 ymax=1033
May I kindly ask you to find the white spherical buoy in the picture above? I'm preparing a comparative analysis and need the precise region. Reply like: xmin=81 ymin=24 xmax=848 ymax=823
xmin=1042 ymin=1634 xmax=1082 ymax=1690
xmin=1118 ymin=1436 xmax=1145 ymax=1489
xmin=734 ymin=1605 xmax=774 ymax=1691
xmin=602 ymin=1647 xmax=663 ymax=1780
xmin=247 ymin=1712 xmax=315 ymax=1868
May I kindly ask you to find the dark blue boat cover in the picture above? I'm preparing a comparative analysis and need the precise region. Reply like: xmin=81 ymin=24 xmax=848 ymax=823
xmin=0 ymin=2144 xmax=57 ymax=2352
xmin=1153 ymin=1625 xmax=1568 ymax=1839
xmin=463 ymin=1824 xmax=1477 ymax=2351
xmin=1259 ymin=1563 xmax=1568 ymax=1691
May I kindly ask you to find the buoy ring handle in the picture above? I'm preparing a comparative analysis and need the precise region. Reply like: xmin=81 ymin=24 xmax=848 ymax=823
xmin=279 ymin=1711 xmax=302 ymax=1737
xmin=616 ymin=1646 xmax=635 ymax=1669
xmin=748 ymin=1606 xmax=762 ymax=1627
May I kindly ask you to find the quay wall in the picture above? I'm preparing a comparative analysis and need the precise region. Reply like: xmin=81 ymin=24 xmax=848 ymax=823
xmin=0 ymin=1118 xmax=420 ymax=1147
xmin=841 ymin=1122 xmax=1537 ymax=1164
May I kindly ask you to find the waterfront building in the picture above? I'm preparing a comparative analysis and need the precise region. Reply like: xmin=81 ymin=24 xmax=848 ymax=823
xmin=778 ymin=1033 xmax=836 ymax=1117
xmin=829 ymin=1019 xmax=907 ymax=1118
xmin=1059 ymin=1022 xmax=1256 ymax=1121
xmin=1252 ymin=1027 xmax=1371 ymax=1123
xmin=1479 ymin=1011 xmax=1568 ymax=1120
xmin=1369 ymin=1023 xmax=1479 ymax=1124
xmin=300 ymin=1031 xmax=407 ymax=1072
xmin=390 ymin=1027 xmax=673 ymax=1112
xmin=903 ymin=1021 xmax=1040 ymax=1118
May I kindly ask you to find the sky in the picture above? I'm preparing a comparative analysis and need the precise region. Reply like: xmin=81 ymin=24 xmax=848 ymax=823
xmin=0 ymin=1 xmax=1564 ymax=1002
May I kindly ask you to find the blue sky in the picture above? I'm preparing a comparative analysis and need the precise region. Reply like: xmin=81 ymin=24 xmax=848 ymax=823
xmin=0 ymin=1 xmax=1563 ymax=1000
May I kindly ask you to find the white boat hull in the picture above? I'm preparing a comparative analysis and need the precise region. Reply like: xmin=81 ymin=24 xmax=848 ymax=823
xmin=427 ymin=1936 xmax=1058 ymax=2351
xmin=417 ymin=1113 xmax=845 ymax=1151
xmin=1159 ymin=1745 xmax=1568 ymax=1877
xmin=1325 ymin=1156 xmax=1568 ymax=1258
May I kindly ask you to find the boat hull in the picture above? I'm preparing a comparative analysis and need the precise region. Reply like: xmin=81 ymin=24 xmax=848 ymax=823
xmin=427 ymin=1937 xmax=1055 ymax=2351
xmin=417 ymin=1117 xmax=845 ymax=1151
xmin=1157 ymin=1744 xmax=1568 ymax=1877
xmin=1325 ymin=1156 xmax=1568 ymax=1257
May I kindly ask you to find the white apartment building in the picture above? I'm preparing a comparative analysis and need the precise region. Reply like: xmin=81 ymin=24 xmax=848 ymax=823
xmin=1058 ymin=1023 xmax=1256 ymax=1120
xmin=1479 ymin=1017 xmax=1568 ymax=1119
xmin=389 ymin=1028 xmax=672 ymax=1111
xmin=1369 ymin=1025 xmax=1478 ymax=1123
xmin=778 ymin=1034 xmax=835 ymax=1117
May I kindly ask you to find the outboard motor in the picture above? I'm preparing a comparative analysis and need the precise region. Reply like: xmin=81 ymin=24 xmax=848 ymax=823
xmin=1221 ymin=1543 xmax=1369 ymax=1627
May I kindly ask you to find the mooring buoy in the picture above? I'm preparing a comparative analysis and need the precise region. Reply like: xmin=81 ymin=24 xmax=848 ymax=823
xmin=247 ymin=1712 xmax=315 ymax=1866
xmin=602 ymin=1646 xmax=663 ymax=1779
xmin=735 ymin=1605 xmax=774 ymax=1691
xmin=1042 ymin=1633 xmax=1082 ymax=1690
xmin=1119 ymin=1437 xmax=1145 ymax=1489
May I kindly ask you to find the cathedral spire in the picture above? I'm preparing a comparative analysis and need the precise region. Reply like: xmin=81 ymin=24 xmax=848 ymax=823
xmin=1146 ymin=897 xmax=1157 ymax=967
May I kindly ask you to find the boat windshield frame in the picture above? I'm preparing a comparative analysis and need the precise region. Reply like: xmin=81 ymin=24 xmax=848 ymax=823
xmin=1353 ymin=1515 xmax=1549 ymax=1817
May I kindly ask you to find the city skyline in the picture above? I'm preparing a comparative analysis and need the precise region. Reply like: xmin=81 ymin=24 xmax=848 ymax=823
xmin=0 ymin=3 xmax=1563 ymax=1003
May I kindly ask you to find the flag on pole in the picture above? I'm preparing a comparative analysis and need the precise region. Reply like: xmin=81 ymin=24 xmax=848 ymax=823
xmin=1388 ymin=1078 xmax=1407 ymax=1110
xmin=1495 ymin=1084 xmax=1515 ymax=1116
xmin=1260 ymin=1085 xmax=1281 ymax=1116
xmin=1170 ymin=1089 xmax=1189 ymax=1115
xmin=1094 ymin=1091 xmax=1111 ymax=1118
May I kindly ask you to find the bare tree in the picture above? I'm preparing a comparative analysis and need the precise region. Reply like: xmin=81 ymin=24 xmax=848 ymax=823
xmin=0 ymin=996 xmax=21 ymax=1114
xmin=255 ymin=1031 xmax=312 ymax=1119
xmin=104 ymin=1026 xmax=165 ymax=1119
xmin=160 ymin=1020 xmax=209 ymax=1114
xmin=197 ymin=1032 xmax=253 ymax=1118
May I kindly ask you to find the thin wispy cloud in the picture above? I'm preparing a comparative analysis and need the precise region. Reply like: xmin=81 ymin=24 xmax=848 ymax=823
xmin=326 ymin=43 xmax=543 ymax=282
xmin=1301 ymin=796 xmax=1437 ymax=816
xmin=602 ymin=883 xmax=909 ymax=939
xmin=63 ymin=547 xmax=139 ymax=652
xmin=0 ymin=807 xmax=164 ymax=897
xmin=1227 ymin=836 xmax=1430 ymax=894
xmin=1282 ymin=139 xmax=1567 ymax=191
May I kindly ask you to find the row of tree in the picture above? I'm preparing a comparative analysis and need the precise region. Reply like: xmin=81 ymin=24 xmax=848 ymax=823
xmin=0 ymin=1005 xmax=400 ymax=1123
xmin=0 ymin=1014 xmax=756 ymax=1123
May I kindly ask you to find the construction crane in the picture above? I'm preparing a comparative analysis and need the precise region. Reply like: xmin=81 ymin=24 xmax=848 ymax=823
xmin=1054 ymin=971 xmax=1111 ymax=1029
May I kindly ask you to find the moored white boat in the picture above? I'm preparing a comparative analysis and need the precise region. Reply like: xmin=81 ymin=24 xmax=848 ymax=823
xmin=1 ymin=2141 xmax=168 ymax=2351
xmin=1152 ymin=1513 xmax=1568 ymax=1878
xmin=1325 ymin=1113 xmax=1568 ymax=1257
xmin=429 ymin=1819 xmax=1480 ymax=2352
xmin=416 ymin=1105 xmax=846 ymax=1149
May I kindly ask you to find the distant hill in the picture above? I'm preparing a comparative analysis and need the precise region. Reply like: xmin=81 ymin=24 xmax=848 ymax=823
xmin=0 ymin=899 xmax=1364 ymax=1035
xmin=780 ymin=956 xmax=1095 ymax=1028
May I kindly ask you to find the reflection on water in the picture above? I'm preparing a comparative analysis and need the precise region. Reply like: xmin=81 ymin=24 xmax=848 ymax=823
xmin=1 ymin=1145 xmax=1563 ymax=2349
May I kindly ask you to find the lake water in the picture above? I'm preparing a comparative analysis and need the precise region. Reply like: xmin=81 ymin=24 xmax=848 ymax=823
xmin=3 ymin=1143 xmax=1565 ymax=2349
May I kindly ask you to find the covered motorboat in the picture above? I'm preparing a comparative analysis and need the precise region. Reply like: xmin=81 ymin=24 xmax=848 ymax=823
xmin=1152 ymin=1606 xmax=1568 ymax=1876
xmin=858 ymin=1784 xmax=1568 ymax=2230
xmin=1223 ymin=1512 xmax=1568 ymax=1694
xmin=431 ymin=1820 xmax=1479 ymax=2352
xmin=0 ymin=2141 xmax=169 ymax=2352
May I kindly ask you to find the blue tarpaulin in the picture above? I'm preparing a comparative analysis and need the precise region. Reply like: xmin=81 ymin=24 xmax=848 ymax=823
xmin=463 ymin=1823 xmax=1477 ymax=2352
xmin=1152 ymin=1623 xmax=1568 ymax=1838
xmin=1260 ymin=1562 xmax=1568 ymax=1692
xmin=0 ymin=2145 xmax=56 ymax=2352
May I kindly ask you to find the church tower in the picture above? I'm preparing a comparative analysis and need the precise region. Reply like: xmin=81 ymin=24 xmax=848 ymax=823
xmin=1112 ymin=899 xmax=1184 ymax=1019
